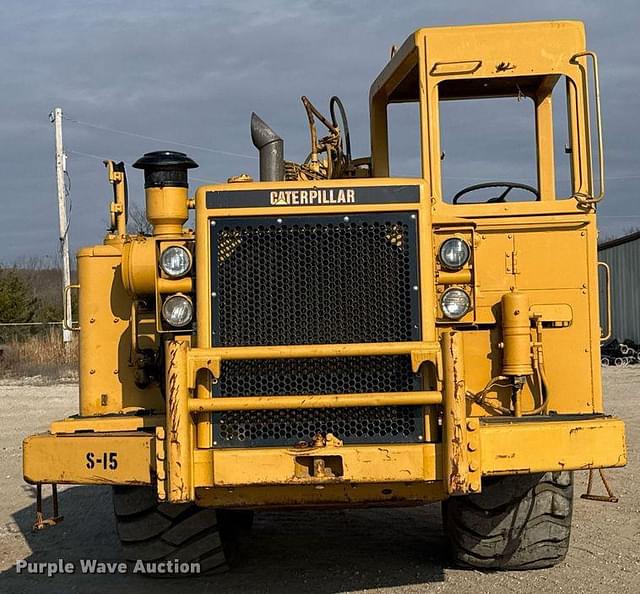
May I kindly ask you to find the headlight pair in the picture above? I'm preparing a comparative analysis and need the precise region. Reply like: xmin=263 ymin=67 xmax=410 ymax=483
xmin=159 ymin=245 xmax=193 ymax=328
xmin=438 ymin=238 xmax=471 ymax=319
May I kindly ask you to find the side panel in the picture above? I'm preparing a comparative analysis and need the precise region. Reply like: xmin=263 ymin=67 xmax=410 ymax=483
xmin=78 ymin=245 xmax=163 ymax=415
xmin=433 ymin=212 xmax=602 ymax=416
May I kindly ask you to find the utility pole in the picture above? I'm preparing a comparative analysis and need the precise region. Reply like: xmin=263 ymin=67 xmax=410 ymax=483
xmin=52 ymin=107 xmax=72 ymax=346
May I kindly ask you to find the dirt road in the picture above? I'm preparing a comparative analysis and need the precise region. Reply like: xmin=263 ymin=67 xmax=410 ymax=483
xmin=0 ymin=369 xmax=638 ymax=593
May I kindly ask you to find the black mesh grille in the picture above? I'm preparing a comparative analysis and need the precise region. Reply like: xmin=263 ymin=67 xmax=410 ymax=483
xmin=211 ymin=213 xmax=420 ymax=346
xmin=215 ymin=356 xmax=421 ymax=397
xmin=214 ymin=407 xmax=422 ymax=447
xmin=212 ymin=355 xmax=424 ymax=447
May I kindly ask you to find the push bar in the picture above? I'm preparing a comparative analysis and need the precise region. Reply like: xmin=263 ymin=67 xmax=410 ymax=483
xmin=188 ymin=391 xmax=442 ymax=413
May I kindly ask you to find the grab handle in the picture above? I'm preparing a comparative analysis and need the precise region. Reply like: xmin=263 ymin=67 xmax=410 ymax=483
xmin=63 ymin=284 xmax=80 ymax=332
xmin=570 ymin=51 xmax=605 ymax=206
xmin=598 ymin=262 xmax=611 ymax=342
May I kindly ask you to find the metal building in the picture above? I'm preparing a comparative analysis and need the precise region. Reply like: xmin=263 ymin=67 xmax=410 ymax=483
xmin=598 ymin=231 xmax=640 ymax=344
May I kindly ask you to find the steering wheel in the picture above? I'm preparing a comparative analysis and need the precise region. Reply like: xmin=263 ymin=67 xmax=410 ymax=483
xmin=453 ymin=182 xmax=540 ymax=204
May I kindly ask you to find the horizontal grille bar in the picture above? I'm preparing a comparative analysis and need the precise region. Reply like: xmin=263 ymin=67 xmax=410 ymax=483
xmin=194 ymin=341 xmax=433 ymax=360
xmin=192 ymin=391 xmax=440 ymax=412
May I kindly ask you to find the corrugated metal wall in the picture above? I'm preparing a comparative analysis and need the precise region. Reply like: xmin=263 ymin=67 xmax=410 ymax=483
xmin=599 ymin=237 xmax=640 ymax=343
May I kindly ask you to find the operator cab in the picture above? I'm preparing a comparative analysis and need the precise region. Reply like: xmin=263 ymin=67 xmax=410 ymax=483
xmin=369 ymin=21 xmax=602 ymax=207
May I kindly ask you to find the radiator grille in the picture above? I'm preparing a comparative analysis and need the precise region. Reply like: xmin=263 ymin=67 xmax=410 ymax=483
xmin=211 ymin=213 xmax=420 ymax=346
xmin=209 ymin=212 xmax=423 ymax=448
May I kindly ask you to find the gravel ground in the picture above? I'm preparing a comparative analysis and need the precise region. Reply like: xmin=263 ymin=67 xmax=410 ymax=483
xmin=0 ymin=368 xmax=638 ymax=593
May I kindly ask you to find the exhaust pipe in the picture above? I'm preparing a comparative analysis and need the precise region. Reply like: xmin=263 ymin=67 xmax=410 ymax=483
xmin=251 ymin=112 xmax=284 ymax=181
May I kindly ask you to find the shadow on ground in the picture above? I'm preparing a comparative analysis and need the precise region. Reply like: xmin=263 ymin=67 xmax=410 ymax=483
xmin=1 ymin=485 xmax=448 ymax=593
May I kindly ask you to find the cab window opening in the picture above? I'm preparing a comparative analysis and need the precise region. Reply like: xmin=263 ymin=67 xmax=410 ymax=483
xmin=387 ymin=102 xmax=421 ymax=178
xmin=438 ymin=94 xmax=538 ymax=204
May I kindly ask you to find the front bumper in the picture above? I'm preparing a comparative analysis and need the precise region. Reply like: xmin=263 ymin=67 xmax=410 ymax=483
xmin=23 ymin=414 xmax=626 ymax=506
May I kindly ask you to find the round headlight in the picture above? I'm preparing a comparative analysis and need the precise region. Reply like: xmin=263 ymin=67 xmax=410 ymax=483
xmin=162 ymin=294 xmax=194 ymax=328
xmin=439 ymin=238 xmax=470 ymax=271
xmin=160 ymin=246 xmax=192 ymax=278
xmin=441 ymin=288 xmax=471 ymax=320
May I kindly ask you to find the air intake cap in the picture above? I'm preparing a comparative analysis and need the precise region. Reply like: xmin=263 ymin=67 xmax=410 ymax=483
xmin=132 ymin=150 xmax=198 ymax=189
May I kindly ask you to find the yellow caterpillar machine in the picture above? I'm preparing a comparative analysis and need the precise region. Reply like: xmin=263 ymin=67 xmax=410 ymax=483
xmin=24 ymin=20 xmax=626 ymax=573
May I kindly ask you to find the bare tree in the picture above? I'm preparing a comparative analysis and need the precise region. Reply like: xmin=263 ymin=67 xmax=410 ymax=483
xmin=128 ymin=203 xmax=153 ymax=235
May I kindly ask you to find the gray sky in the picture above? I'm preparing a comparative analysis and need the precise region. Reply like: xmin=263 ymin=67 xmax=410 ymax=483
xmin=1 ymin=0 xmax=639 ymax=264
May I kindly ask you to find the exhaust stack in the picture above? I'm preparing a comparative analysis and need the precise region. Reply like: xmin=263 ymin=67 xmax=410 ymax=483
xmin=251 ymin=113 xmax=284 ymax=182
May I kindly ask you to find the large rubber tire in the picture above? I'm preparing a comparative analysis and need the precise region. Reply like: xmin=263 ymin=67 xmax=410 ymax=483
xmin=443 ymin=471 xmax=573 ymax=570
xmin=112 ymin=486 xmax=231 ymax=576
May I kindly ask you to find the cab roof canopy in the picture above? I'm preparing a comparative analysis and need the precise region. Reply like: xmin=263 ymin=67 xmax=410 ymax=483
xmin=370 ymin=21 xmax=587 ymax=104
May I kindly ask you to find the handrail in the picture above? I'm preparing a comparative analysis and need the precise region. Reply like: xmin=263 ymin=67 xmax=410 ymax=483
xmin=598 ymin=262 xmax=612 ymax=342
xmin=62 ymin=284 xmax=80 ymax=332
xmin=570 ymin=51 xmax=605 ymax=206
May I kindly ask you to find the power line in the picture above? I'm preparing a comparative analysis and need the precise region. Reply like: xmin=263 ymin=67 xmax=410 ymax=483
xmin=63 ymin=115 xmax=257 ymax=161
xmin=66 ymin=149 xmax=223 ymax=184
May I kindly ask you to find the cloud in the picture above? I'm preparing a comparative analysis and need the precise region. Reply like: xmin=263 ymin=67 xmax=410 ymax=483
xmin=0 ymin=0 xmax=639 ymax=261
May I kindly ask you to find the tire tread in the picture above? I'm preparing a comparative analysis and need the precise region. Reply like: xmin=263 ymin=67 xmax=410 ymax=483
xmin=112 ymin=486 xmax=231 ymax=577
xmin=443 ymin=471 xmax=573 ymax=570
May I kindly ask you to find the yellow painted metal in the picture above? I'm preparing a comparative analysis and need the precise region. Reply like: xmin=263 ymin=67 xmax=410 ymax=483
xmin=570 ymin=51 xmax=605 ymax=205
xmin=188 ymin=341 xmax=438 ymax=365
xmin=165 ymin=339 xmax=194 ymax=502
xmin=62 ymin=284 xmax=80 ymax=331
xmin=155 ymin=426 xmax=167 ymax=501
xmin=188 ymin=391 xmax=441 ymax=413
xmin=157 ymin=276 xmax=192 ymax=294
xmin=22 ymin=414 xmax=625 ymax=501
xmin=122 ymin=238 xmax=193 ymax=296
xmin=121 ymin=236 xmax=156 ymax=295
xmin=370 ymin=21 xmax=594 ymax=204
xmin=105 ymin=160 xmax=128 ymax=236
xmin=50 ymin=414 xmax=164 ymax=434
xmin=145 ymin=185 xmax=189 ymax=236
xmin=437 ymin=269 xmax=472 ymax=285
xmin=501 ymin=291 xmax=534 ymax=376
xmin=197 ymin=444 xmax=440 ymax=486
xmin=480 ymin=417 xmax=627 ymax=475
xmin=195 ymin=373 xmax=212 ymax=449
xmin=77 ymin=244 xmax=163 ymax=416
xmin=442 ymin=331 xmax=476 ymax=494
xmin=195 ymin=481 xmax=446 ymax=509
xmin=529 ymin=303 xmax=573 ymax=324
xmin=23 ymin=432 xmax=153 ymax=485
xmin=533 ymin=77 xmax=557 ymax=201
xmin=598 ymin=261 xmax=612 ymax=341
xmin=452 ymin=213 xmax=604 ymax=416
